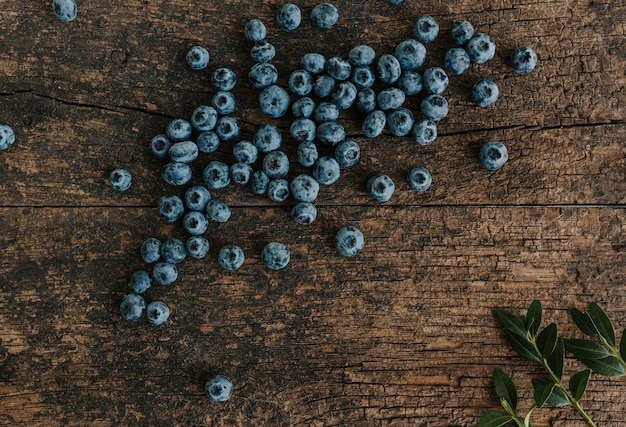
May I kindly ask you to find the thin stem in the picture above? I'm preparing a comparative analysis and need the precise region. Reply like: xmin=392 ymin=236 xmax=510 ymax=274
xmin=597 ymin=335 xmax=626 ymax=369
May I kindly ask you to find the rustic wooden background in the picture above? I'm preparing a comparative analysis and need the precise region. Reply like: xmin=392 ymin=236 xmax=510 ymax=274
xmin=1 ymin=0 xmax=626 ymax=425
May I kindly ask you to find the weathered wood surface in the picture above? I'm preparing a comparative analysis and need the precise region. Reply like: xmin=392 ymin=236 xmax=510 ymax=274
xmin=1 ymin=0 xmax=626 ymax=425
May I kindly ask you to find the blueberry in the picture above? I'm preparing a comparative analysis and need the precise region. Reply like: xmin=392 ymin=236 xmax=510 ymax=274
xmin=291 ymin=202 xmax=318 ymax=225
xmin=157 ymin=195 xmax=185 ymax=223
xmin=218 ymin=245 xmax=245 ymax=271
xmin=362 ymin=110 xmax=386 ymax=138
xmin=205 ymin=375 xmax=233 ymax=402
xmin=161 ymin=238 xmax=187 ymax=264
xmin=161 ymin=162 xmax=192 ymax=186
xmin=251 ymin=41 xmax=276 ymax=63
xmin=186 ymin=236 xmax=210 ymax=259
xmin=326 ymin=57 xmax=351 ymax=81
xmin=150 ymin=134 xmax=172 ymax=159
xmin=277 ymin=3 xmax=301 ymax=32
xmin=330 ymin=81 xmax=357 ymax=109
xmin=249 ymin=63 xmax=279 ymax=89
xmin=183 ymin=211 xmax=209 ymax=235
xmin=253 ymin=124 xmax=282 ymax=153
xmin=348 ymin=45 xmax=376 ymax=67
xmin=211 ymin=67 xmax=237 ymax=91
xmin=212 ymin=91 xmax=236 ymax=115
xmin=290 ymin=174 xmax=320 ymax=202
xmin=297 ymin=141 xmax=319 ymax=168
xmin=52 ymin=0 xmax=76 ymax=22
xmin=377 ymin=54 xmax=401 ymax=85
xmin=422 ymin=67 xmax=449 ymax=95
xmin=169 ymin=140 xmax=199 ymax=163
xmin=511 ymin=46 xmax=537 ymax=74
xmin=472 ymin=79 xmax=499 ymax=107
xmin=301 ymin=53 xmax=326 ymax=74
xmin=130 ymin=270 xmax=152 ymax=294
xmin=196 ymin=131 xmax=220 ymax=153
xmin=351 ymin=66 xmax=376 ymax=89
xmin=355 ymin=88 xmax=377 ymax=113
xmin=186 ymin=46 xmax=210 ymax=70
xmin=230 ymin=162 xmax=253 ymax=185
xmin=413 ymin=15 xmax=439 ymax=43
xmin=397 ymin=71 xmax=423 ymax=96
xmin=141 ymin=237 xmax=162 ymax=263
xmin=311 ymin=3 xmax=339 ymax=28
xmin=407 ymin=167 xmax=432 ymax=192
xmin=312 ymin=157 xmax=340 ymax=185
xmin=251 ymin=170 xmax=270 ymax=195
xmin=444 ymin=48 xmax=471 ymax=75
xmin=120 ymin=294 xmax=146 ymax=321
xmin=233 ymin=141 xmax=258 ymax=164
xmin=206 ymin=199 xmax=232 ymax=223
xmin=377 ymin=87 xmax=406 ymax=110
xmin=394 ymin=39 xmax=427 ymax=71
xmin=466 ymin=33 xmax=496 ymax=64
xmin=367 ymin=174 xmax=395 ymax=202
xmin=152 ymin=262 xmax=178 ymax=286
xmin=259 ymin=85 xmax=291 ymax=118
xmin=334 ymin=139 xmax=360 ymax=168
xmin=335 ymin=226 xmax=364 ymax=257
xmin=203 ymin=161 xmax=231 ymax=189
xmin=110 ymin=168 xmax=132 ymax=191
xmin=313 ymin=102 xmax=339 ymax=123
xmin=420 ymin=94 xmax=449 ymax=121
xmin=191 ymin=105 xmax=218 ymax=132
xmin=313 ymin=74 xmax=336 ymax=98
xmin=244 ymin=19 xmax=267 ymax=43
xmin=389 ymin=0 xmax=404 ymax=4
xmin=479 ymin=141 xmax=508 ymax=170
xmin=290 ymin=118 xmax=316 ymax=143
xmin=263 ymin=151 xmax=290 ymax=179
xmin=215 ymin=117 xmax=240 ymax=141
xmin=412 ymin=119 xmax=437 ymax=145
xmin=387 ymin=108 xmax=415 ymax=137
xmin=288 ymin=69 xmax=313 ymax=96
xmin=451 ymin=20 xmax=474 ymax=46
xmin=262 ymin=242 xmax=291 ymax=270
xmin=0 ymin=124 xmax=15 ymax=150
xmin=267 ymin=178 xmax=290 ymax=202
xmin=317 ymin=121 xmax=345 ymax=147
xmin=185 ymin=185 xmax=212 ymax=211
xmin=166 ymin=118 xmax=193 ymax=142
xmin=146 ymin=301 xmax=170 ymax=325
xmin=291 ymin=97 xmax=316 ymax=118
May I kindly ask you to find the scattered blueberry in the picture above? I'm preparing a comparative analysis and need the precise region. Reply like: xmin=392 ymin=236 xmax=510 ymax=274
xmin=297 ymin=141 xmax=319 ymax=168
xmin=146 ymin=301 xmax=170 ymax=325
xmin=311 ymin=3 xmax=339 ymax=29
xmin=376 ymin=87 xmax=406 ymax=110
xmin=362 ymin=110 xmax=386 ymax=138
xmin=472 ymin=79 xmax=499 ymax=107
xmin=413 ymin=15 xmax=439 ymax=43
xmin=161 ymin=162 xmax=192 ymax=186
xmin=262 ymin=242 xmax=291 ymax=270
xmin=407 ymin=167 xmax=432 ymax=192
xmin=253 ymin=124 xmax=282 ymax=153
xmin=291 ymin=202 xmax=318 ymax=225
xmin=251 ymin=41 xmax=276 ymax=63
xmin=141 ymin=237 xmax=162 ymax=264
xmin=206 ymin=199 xmax=232 ymax=223
xmin=317 ymin=121 xmax=345 ymax=147
xmin=249 ymin=62 xmax=279 ymax=89
xmin=196 ymin=131 xmax=221 ymax=153
xmin=355 ymin=88 xmax=377 ymax=113
xmin=212 ymin=91 xmax=237 ymax=115
xmin=244 ymin=19 xmax=267 ymax=43
xmin=335 ymin=226 xmax=364 ymax=257
xmin=211 ymin=67 xmax=237 ymax=91
xmin=186 ymin=46 xmax=210 ymax=70
xmin=215 ymin=116 xmax=240 ymax=141
xmin=259 ymin=85 xmax=291 ymax=118
xmin=351 ymin=66 xmax=376 ymax=89
xmin=313 ymin=74 xmax=336 ymax=98
xmin=326 ymin=57 xmax=352 ymax=81
xmin=330 ymin=81 xmax=357 ymax=109
xmin=367 ymin=173 xmax=395 ymax=202
xmin=466 ymin=33 xmax=496 ymax=64
xmin=160 ymin=237 xmax=187 ymax=264
xmin=290 ymin=174 xmax=320 ymax=203
xmin=348 ymin=45 xmax=376 ymax=67
xmin=451 ymin=20 xmax=474 ymax=45
xmin=312 ymin=157 xmax=340 ymax=185
xmin=169 ymin=140 xmax=199 ymax=163
xmin=277 ymin=3 xmax=302 ymax=32
xmin=232 ymin=141 xmax=258 ymax=164
xmin=479 ymin=141 xmax=508 ymax=170
xmin=120 ymin=294 xmax=146 ymax=321
xmin=397 ymin=71 xmax=423 ymax=96
xmin=166 ymin=118 xmax=193 ymax=142
xmin=387 ymin=107 xmax=415 ymax=137
xmin=183 ymin=211 xmax=209 ymax=236
xmin=267 ymin=178 xmax=290 ymax=202
xmin=420 ymin=94 xmax=449 ymax=121
xmin=52 ymin=0 xmax=77 ymax=22
xmin=186 ymin=236 xmax=210 ymax=259
xmin=205 ymin=375 xmax=233 ymax=402
xmin=291 ymin=97 xmax=316 ymax=118
xmin=263 ymin=150 xmax=290 ymax=179
xmin=301 ymin=53 xmax=326 ymax=74
xmin=290 ymin=118 xmax=316 ymax=143
xmin=314 ymin=102 xmax=339 ymax=123
xmin=110 ymin=168 xmax=132 ymax=191
xmin=150 ymin=134 xmax=172 ymax=159
xmin=288 ymin=69 xmax=314 ymax=96
xmin=422 ymin=67 xmax=449 ymax=95
xmin=185 ymin=185 xmax=212 ymax=211
xmin=395 ymin=39 xmax=427 ymax=71
xmin=334 ymin=139 xmax=360 ymax=168
xmin=230 ymin=162 xmax=253 ymax=185
xmin=444 ymin=48 xmax=471 ymax=75
xmin=152 ymin=261 xmax=178 ymax=286
xmin=130 ymin=270 xmax=152 ymax=294
xmin=251 ymin=170 xmax=270 ymax=195
xmin=191 ymin=105 xmax=218 ymax=132
xmin=203 ymin=161 xmax=231 ymax=189
xmin=511 ymin=46 xmax=538 ymax=74
xmin=377 ymin=54 xmax=402 ymax=84
xmin=412 ymin=118 xmax=438 ymax=145
xmin=218 ymin=245 xmax=245 ymax=271
xmin=0 ymin=124 xmax=15 ymax=150
xmin=157 ymin=195 xmax=185 ymax=223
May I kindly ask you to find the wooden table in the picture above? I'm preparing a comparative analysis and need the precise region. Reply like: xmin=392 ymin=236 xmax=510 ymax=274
xmin=1 ymin=1 xmax=625 ymax=425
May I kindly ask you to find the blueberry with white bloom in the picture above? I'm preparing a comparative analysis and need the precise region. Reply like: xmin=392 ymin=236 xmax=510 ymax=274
xmin=110 ymin=168 xmax=132 ymax=191
xmin=422 ymin=67 xmax=449 ymax=95
xmin=244 ymin=19 xmax=266 ymax=43
xmin=288 ymin=69 xmax=313 ymax=96
xmin=152 ymin=262 xmax=178 ymax=286
xmin=290 ymin=118 xmax=316 ymax=143
xmin=191 ymin=105 xmax=218 ymax=132
xmin=397 ymin=71 xmax=423 ymax=96
xmin=157 ymin=195 xmax=184 ymax=223
xmin=348 ymin=45 xmax=376 ymax=67
xmin=334 ymin=139 xmax=360 ymax=168
xmin=312 ymin=157 xmax=340 ymax=185
xmin=253 ymin=124 xmax=282 ymax=153
xmin=290 ymin=174 xmax=320 ymax=203
xmin=211 ymin=67 xmax=237 ymax=91
xmin=166 ymin=118 xmax=193 ymax=142
xmin=186 ymin=46 xmax=210 ymax=70
xmin=146 ymin=301 xmax=170 ymax=325
xmin=413 ymin=15 xmax=439 ymax=43
xmin=314 ymin=102 xmax=339 ymax=123
xmin=420 ymin=94 xmax=448 ymax=121
xmin=203 ymin=161 xmax=231 ymax=189
xmin=356 ymin=88 xmax=377 ymax=113
xmin=251 ymin=170 xmax=270 ymax=195
xmin=183 ymin=211 xmax=209 ymax=236
xmin=218 ymin=245 xmax=245 ymax=271
xmin=120 ymin=294 xmax=146 ymax=321
xmin=313 ymin=74 xmax=336 ymax=98
xmin=160 ymin=238 xmax=187 ymax=264
xmin=52 ymin=0 xmax=77 ymax=22
xmin=387 ymin=108 xmax=415 ymax=137
xmin=444 ymin=48 xmax=471 ymax=75
xmin=186 ymin=236 xmax=210 ymax=259
xmin=263 ymin=150 xmax=290 ymax=179
xmin=466 ymin=33 xmax=496 ymax=64
xmin=413 ymin=119 xmax=437 ymax=145
xmin=212 ymin=91 xmax=236 ymax=115
xmin=297 ymin=141 xmax=318 ymax=168
xmin=230 ymin=162 xmax=253 ymax=185
xmin=233 ymin=141 xmax=258 ymax=164
xmin=251 ymin=41 xmax=276 ymax=63
xmin=249 ymin=63 xmax=279 ymax=89
xmin=511 ymin=46 xmax=538 ymax=74
xmin=407 ymin=167 xmax=432 ymax=192
xmin=205 ymin=375 xmax=233 ymax=402
xmin=262 ymin=242 xmax=291 ymax=270
xmin=150 ymin=134 xmax=172 ymax=159
xmin=377 ymin=54 xmax=401 ymax=84
xmin=161 ymin=162 xmax=192 ymax=186
xmin=141 ymin=238 xmax=161 ymax=263
xmin=206 ymin=199 xmax=232 ymax=223
xmin=292 ymin=97 xmax=316 ymax=118
xmin=472 ymin=79 xmax=499 ymax=107
xmin=215 ymin=116 xmax=240 ymax=141
xmin=301 ymin=53 xmax=326 ymax=74
xmin=196 ymin=131 xmax=220 ymax=153
xmin=267 ymin=179 xmax=290 ymax=202
xmin=317 ymin=121 xmax=345 ymax=147
xmin=185 ymin=185 xmax=211 ymax=211
xmin=479 ymin=141 xmax=508 ymax=170
xmin=259 ymin=85 xmax=291 ymax=118
xmin=362 ymin=110 xmax=386 ymax=138
xmin=330 ymin=81 xmax=357 ymax=109
xmin=0 ymin=124 xmax=15 ymax=150
xmin=326 ymin=57 xmax=352 ymax=81
xmin=351 ymin=66 xmax=376 ymax=89
xmin=292 ymin=202 xmax=318 ymax=225
xmin=377 ymin=87 xmax=405 ymax=110
xmin=130 ymin=270 xmax=152 ymax=294
xmin=277 ymin=3 xmax=301 ymax=32
xmin=367 ymin=174 xmax=395 ymax=202
xmin=335 ymin=226 xmax=364 ymax=257
xmin=451 ymin=20 xmax=474 ymax=45
xmin=311 ymin=3 xmax=339 ymax=29
xmin=169 ymin=140 xmax=198 ymax=163
xmin=395 ymin=39 xmax=427 ymax=71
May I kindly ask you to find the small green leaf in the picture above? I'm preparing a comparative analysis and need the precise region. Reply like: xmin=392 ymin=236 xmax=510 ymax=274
xmin=579 ymin=356 xmax=626 ymax=377
xmin=504 ymin=329 xmax=541 ymax=362
xmin=620 ymin=328 xmax=626 ymax=362
xmin=546 ymin=337 xmax=565 ymax=379
xmin=565 ymin=338 xmax=612 ymax=360
xmin=496 ymin=309 xmax=529 ymax=339
xmin=536 ymin=323 xmax=558 ymax=358
xmin=569 ymin=369 xmax=591 ymax=401
xmin=589 ymin=302 xmax=616 ymax=347
xmin=532 ymin=378 xmax=570 ymax=407
xmin=526 ymin=300 xmax=542 ymax=337
xmin=533 ymin=382 xmax=556 ymax=408
xmin=570 ymin=307 xmax=598 ymax=337
xmin=477 ymin=410 xmax=514 ymax=427
xmin=494 ymin=368 xmax=517 ymax=411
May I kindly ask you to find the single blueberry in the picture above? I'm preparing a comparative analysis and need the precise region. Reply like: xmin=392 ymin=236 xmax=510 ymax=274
xmin=0 ymin=124 xmax=16 ymax=150
xmin=297 ymin=141 xmax=319 ymax=168
xmin=251 ymin=41 xmax=276 ymax=63
xmin=183 ymin=211 xmax=209 ymax=236
xmin=451 ymin=20 xmax=474 ymax=45
xmin=263 ymin=151 xmax=290 ymax=179
xmin=262 ymin=242 xmax=291 ymax=270
xmin=413 ymin=15 xmax=439 ymax=43
xmin=259 ymin=85 xmax=291 ymax=118
xmin=394 ymin=39 xmax=427 ymax=71
xmin=330 ymin=81 xmax=357 ymax=109
xmin=230 ymin=162 xmax=253 ymax=185
xmin=141 ymin=237 xmax=161 ymax=263
xmin=157 ymin=195 xmax=185 ymax=223
xmin=130 ymin=270 xmax=152 ymax=294
xmin=218 ymin=245 xmax=245 ymax=271
xmin=232 ymin=141 xmax=258 ymax=164
xmin=290 ymin=118 xmax=316 ymax=143
xmin=377 ymin=87 xmax=406 ymax=111
xmin=277 ymin=3 xmax=301 ymax=32
xmin=120 ymin=294 xmax=146 ymax=321
xmin=355 ymin=88 xmax=377 ymax=113
xmin=146 ymin=301 xmax=170 ymax=325
xmin=397 ymin=71 xmax=423 ymax=96
xmin=312 ymin=157 xmax=340 ymax=185
xmin=288 ymin=69 xmax=314 ymax=96
xmin=511 ymin=46 xmax=538 ymax=74
xmin=377 ymin=54 xmax=402 ymax=84
xmin=301 ymin=53 xmax=326 ymax=74
xmin=150 ymin=134 xmax=172 ymax=159
xmin=311 ymin=3 xmax=339 ymax=29
xmin=206 ymin=199 xmax=232 ymax=223
xmin=317 ymin=121 xmax=345 ymax=147
xmin=211 ymin=67 xmax=237 ymax=91
xmin=215 ymin=117 xmax=240 ymax=141
xmin=203 ymin=161 xmax=231 ymax=189
xmin=253 ymin=124 xmax=282 ymax=153
xmin=313 ymin=74 xmax=336 ymax=98
xmin=314 ymin=102 xmax=339 ymax=123
xmin=367 ymin=174 xmax=395 ymax=202
xmin=249 ymin=62 xmax=279 ymax=89
xmin=186 ymin=236 xmax=210 ymax=259
xmin=267 ymin=178 xmax=290 ymax=202
xmin=185 ymin=185 xmax=211 ymax=211
xmin=466 ymin=33 xmax=496 ymax=64
xmin=472 ymin=79 xmax=499 ymax=107
xmin=420 ymin=94 xmax=449 ymax=121
xmin=334 ymin=139 xmax=360 ymax=168
xmin=212 ymin=91 xmax=236 ymax=115
xmin=290 ymin=174 xmax=320 ymax=203
xmin=186 ymin=46 xmax=210 ymax=70
xmin=160 ymin=238 xmax=187 ymax=264
xmin=196 ymin=131 xmax=220 ymax=153
xmin=110 ymin=168 xmax=132 ymax=191
xmin=335 ymin=226 xmax=364 ymax=257
xmin=152 ymin=262 xmax=178 ymax=286
xmin=161 ymin=162 xmax=192 ymax=186
xmin=351 ymin=66 xmax=376 ymax=89
xmin=362 ymin=110 xmax=386 ymax=138
xmin=389 ymin=0 xmax=404 ymax=4
xmin=291 ymin=202 xmax=318 ymax=225
xmin=348 ymin=45 xmax=376 ymax=67
xmin=444 ymin=48 xmax=471 ymax=76
xmin=422 ymin=67 xmax=449 ymax=95
xmin=407 ymin=167 xmax=432 ymax=192
xmin=52 ymin=0 xmax=77 ymax=22
xmin=479 ymin=141 xmax=508 ymax=170
xmin=251 ymin=170 xmax=270 ymax=195
xmin=205 ymin=375 xmax=233 ymax=402
xmin=326 ymin=57 xmax=352 ymax=81
xmin=191 ymin=105 xmax=218 ymax=132
xmin=387 ymin=108 xmax=415 ymax=137
xmin=291 ymin=97 xmax=316 ymax=118
xmin=166 ymin=118 xmax=193 ymax=142
xmin=412 ymin=119 xmax=438 ymax=145
xmin=169 ymin=140 xmax=199 ymax=163
xmin=244 ymin=19 xmax=267 ymax=43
